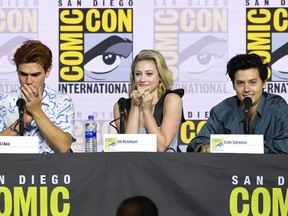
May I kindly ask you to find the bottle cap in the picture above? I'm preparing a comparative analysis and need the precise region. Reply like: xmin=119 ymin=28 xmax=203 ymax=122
xmin=88 ymin=115 xmax=94 ymax=120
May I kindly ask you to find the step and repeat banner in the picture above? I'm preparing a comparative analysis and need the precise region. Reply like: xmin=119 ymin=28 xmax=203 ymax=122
xmin=0 ymin=0 xmax=288 ymax=151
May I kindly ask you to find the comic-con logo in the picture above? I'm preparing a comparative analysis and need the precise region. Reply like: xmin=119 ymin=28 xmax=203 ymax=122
xmin=153 ymin=8 xmax=228 ymax=82
xmin=0 ymin=8 xmax=37 ymax=87
xmin=153 ymin=7 xmax=229 ymax=95
xmin=246 ymin=8 xmax=288 ymax=81
xmin=59 ymin=8 xmax=133 ymax=83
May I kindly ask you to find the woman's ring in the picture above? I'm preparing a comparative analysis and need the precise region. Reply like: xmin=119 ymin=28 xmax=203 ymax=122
xmin=27 ymin=97 xmax=32 ymax=102
xmin=34 ymin=93 xmax=39 ymax=97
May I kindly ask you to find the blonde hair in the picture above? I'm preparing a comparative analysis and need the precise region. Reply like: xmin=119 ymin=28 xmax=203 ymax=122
xmin=129 ymin=50 xmax=173 ymax=96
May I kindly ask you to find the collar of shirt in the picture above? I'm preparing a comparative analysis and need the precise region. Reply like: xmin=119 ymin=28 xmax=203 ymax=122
xmin=237 ymin=93 xmax=266 ymax=124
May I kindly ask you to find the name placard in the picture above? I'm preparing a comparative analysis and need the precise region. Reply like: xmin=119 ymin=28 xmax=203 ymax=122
xmin=0 ymin=136 xmax=39 ymax=153
xmin=103 ymin=134 xmax=157 ymax=152
xmin=210 ymin=134 xmax=264 ymax=154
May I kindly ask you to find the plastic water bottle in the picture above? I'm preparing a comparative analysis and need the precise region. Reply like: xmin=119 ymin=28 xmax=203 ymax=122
xmin=85 ymin=115 xmax=97 ymax=152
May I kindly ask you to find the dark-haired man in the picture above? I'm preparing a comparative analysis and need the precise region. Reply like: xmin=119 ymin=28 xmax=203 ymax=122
xmin=187 ymin=53 xmax=288 ymax=154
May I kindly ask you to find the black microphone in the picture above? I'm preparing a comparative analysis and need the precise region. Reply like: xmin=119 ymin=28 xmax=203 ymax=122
xmin=118 ymin=97 xmax=126 ymax=134
xmin=118 ymin=97 xmax=126 ymax=115
xmin=16 ymin=98 xmax=26 ymax=136
xmin=16 ymin=98 xmax=26 ymax=115
xmin=243 ymin=97 xmax=252 ymax=113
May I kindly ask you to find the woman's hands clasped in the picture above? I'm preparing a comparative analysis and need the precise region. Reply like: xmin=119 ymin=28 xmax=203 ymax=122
xmin=130 ymin=86 xmax=153 ymax=111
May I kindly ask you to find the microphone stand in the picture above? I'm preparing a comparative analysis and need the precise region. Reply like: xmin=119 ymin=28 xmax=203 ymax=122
xmin=17 ymin=98 xmax=25 ymax=136
xmin=243 ymin=97 xmax=252 ymax=135
xmin=18 ymin=110 xmax=24 ymax=136
xmin=118 ymin=97 xmax=126 ymax=134
xmin=244 ymin=110 xmax=250 ymax=134
xmin=120 ymin=111 xmax=124 ymax=134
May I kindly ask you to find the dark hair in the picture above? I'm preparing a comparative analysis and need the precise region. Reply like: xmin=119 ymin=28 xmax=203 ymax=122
xmin=13 ymin=40 xmax=52 ymax=72
xmin=226 ymin=53 xmax=269 ymax=83
xmin=116 ymin=196 xmax=158 ymax=216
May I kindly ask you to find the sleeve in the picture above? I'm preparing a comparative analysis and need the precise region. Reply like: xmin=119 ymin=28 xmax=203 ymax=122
xmin=0 ymin=93 xmax=9 ymax=131
xmin=264 ymin=100 xmax=288 ymax=154
xmin=0 ymin=101 xmax=6 ymax=131
xmin=53 ymin=94 xmax=75 ymax=140
xmin=187 ymin=107 xmax=226 ymax=152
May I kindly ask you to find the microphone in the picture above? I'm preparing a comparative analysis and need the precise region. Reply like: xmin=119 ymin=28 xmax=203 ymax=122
xmin=16 ymin=98 xmax=26 ymax=115
xmin=16 ymin=98 xmax=26 ymax=136
xmin=243 ymin=96 xmax=252 ymax=113
xmin=118 ymin=97 xmax=126 ymax=134
xmin=118 ymin=97 xmax=126 ymax=115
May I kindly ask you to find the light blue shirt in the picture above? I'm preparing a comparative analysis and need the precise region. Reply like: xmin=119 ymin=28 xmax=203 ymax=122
xmin=0 ymin=85 xmax=75 ymax=153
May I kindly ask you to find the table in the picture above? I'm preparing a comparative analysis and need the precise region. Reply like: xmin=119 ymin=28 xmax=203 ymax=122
xmin=0 ymin=152 xmax=287 ymax=216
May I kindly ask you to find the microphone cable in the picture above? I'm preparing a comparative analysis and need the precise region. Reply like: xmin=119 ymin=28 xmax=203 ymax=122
xmin=109 ymin=117 xmax=120 ymax=134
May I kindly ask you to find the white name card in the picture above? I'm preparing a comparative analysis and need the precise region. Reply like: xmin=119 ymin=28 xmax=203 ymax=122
xmin=210 ymin=134 xmax=264 ymax=154
xmin=0 ymin=136 xmax=39 ymax=154
xmin=103 ymin=134 xmax=157 ymax=152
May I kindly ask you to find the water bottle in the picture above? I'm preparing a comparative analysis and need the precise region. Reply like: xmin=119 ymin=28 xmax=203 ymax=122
xmin=85 ymin=115 xmax=97 ymax=152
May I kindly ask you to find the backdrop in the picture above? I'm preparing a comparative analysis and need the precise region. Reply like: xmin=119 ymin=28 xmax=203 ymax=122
xmin=0 ymin=0 xmax=288 ymax=151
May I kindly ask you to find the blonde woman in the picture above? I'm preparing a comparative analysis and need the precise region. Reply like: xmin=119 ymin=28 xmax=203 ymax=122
xmin=113 ymin=50 xmax=185 ymax=152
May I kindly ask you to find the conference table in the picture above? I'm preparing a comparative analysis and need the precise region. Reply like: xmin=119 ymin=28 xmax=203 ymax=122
xmin=0 ymin=152 xmax=287 ymax=216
